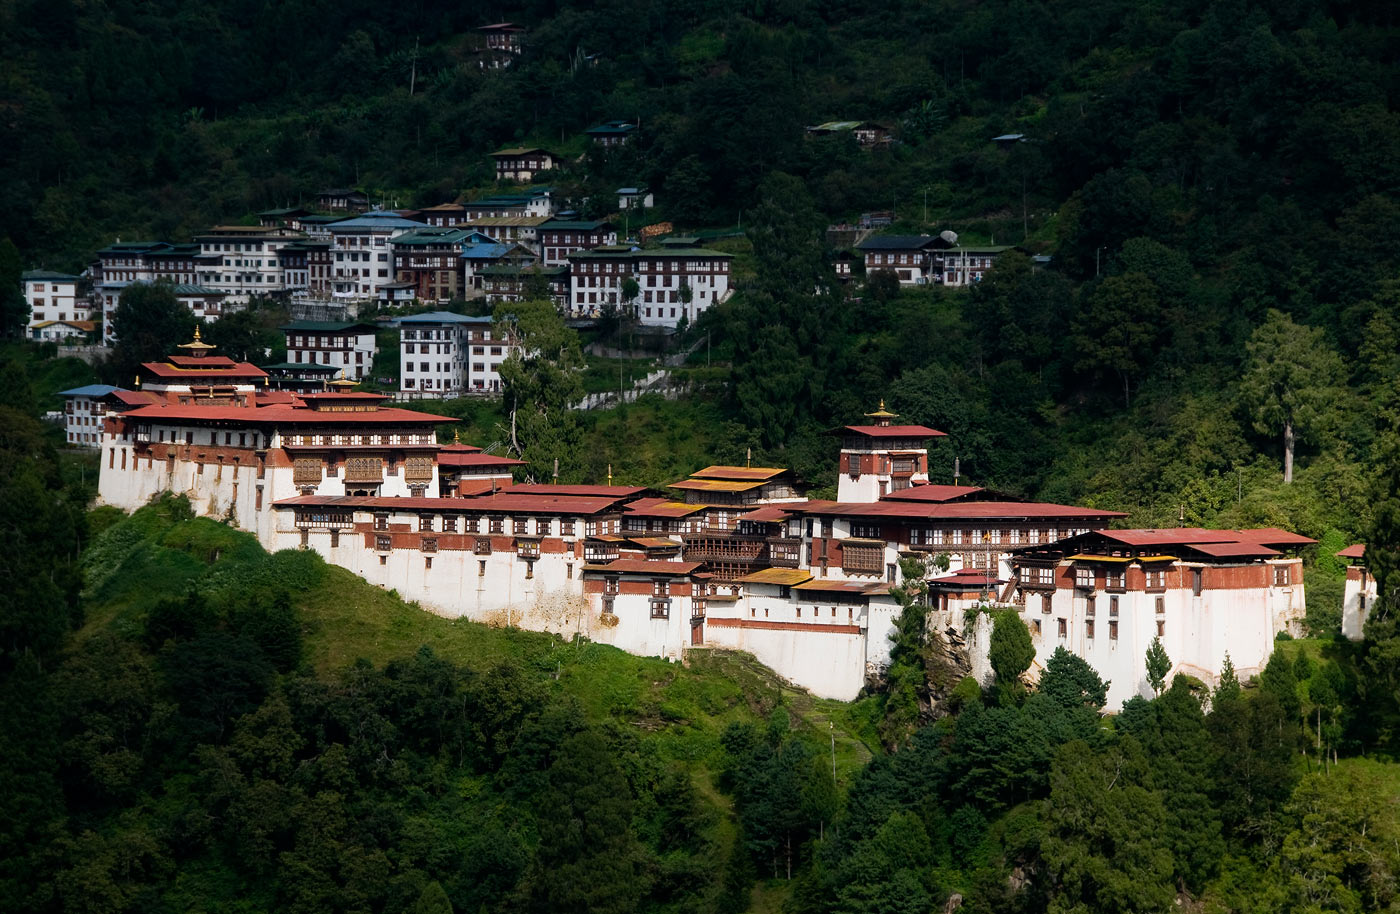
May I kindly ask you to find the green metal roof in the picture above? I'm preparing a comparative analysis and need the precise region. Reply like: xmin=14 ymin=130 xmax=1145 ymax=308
xmin=540 ymin=219 xmax=614 ymax=231
xmin=22 ymin=270 xmax=80 ymax=281
xmin=280 ymin=320 xmax=381 ymax=333
xmin=569 ymin=246 xmax=732 ymax=259
xmin=478 ymin=265 xmax=569 ymax=277
xmin=260 ymin=362 xmax=342 ymax=372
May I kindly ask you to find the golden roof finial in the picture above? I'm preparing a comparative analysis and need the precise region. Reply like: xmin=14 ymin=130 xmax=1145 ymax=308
xmin=453 ymin=427 xmax=461 ymax=445
xmin=193 ymin=325 xmax=202 ymax=342
xmin=607 ymin=463 xmax=613 ymax=485
xmin=864 ymin=399 xmax=898 ymax=423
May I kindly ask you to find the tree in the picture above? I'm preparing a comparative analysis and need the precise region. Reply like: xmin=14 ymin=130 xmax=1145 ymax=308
xmin=1145 ymin=637 xmax=1171 ymax=696
xmin=1070 ymin=272 xmax=1160 ymax=408
xmin=989 ymin=609 xmax=1034 ymax=707
xmin=1041 ymin=739 xmax=1174 ymax=914
xmin=1038 ymin=646 xmax=1108 ymax=712
xmin=1359 ymin=428 xmax=1400 ymax=750
xmin=1215 ymin=652 xmax=1241 ymax=704
xmin=1240 ymin=309 xmax=1346 ymax=483
xmin=104 ymin=282 xmax=197 ymax=386
xmin=1259 ymin=649 xmax=1301 ymax=722
xmin=493 ymin=299 xmax=584 ymax=480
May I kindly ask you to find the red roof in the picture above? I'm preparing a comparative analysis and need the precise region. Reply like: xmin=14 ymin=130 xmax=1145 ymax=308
xmin=437 ymin=452 xmax=525 ymax=469
xmin=587 ymin=559 xmax=702 ymax=575
xmin=882 ymin=485 xmax=985 ymax=503
xmin=274 ymin=493 xmax=621 ymax=515
xmin=297 ymin=392 xmax=389 ymax=402
xmin=1189 ymin=542 xmax=1282 ymax=558
xmin=168 ymin=355 xmax=238 ymax=367
xmin=627 ymin=537 xmax=683 ymax=549
xmin=834 ymin=424 xmax=945 ymax=438
xmin=111 ymin=390 xmax=159 ymax=408
xmin=119 ymin=403 xmax=454 ymax=425
xmin=1096 ymin=528 xmax=1316 ymax=548
xmin=1337 ymin=544 xmax=1366 ymax=559
xmin=437 ymin=442 xmax=484 ymax=454
xmin=739 ymin=505 xmax=797 ymax=523
xmin=928 ymin=573 xmax=1006 ymax=587
xmin=457 ymin=479 xmax=505 ymax=496
xmin=140 ymin=361 xmax=267 ymax=378
xmin=797 ymin=500 xmax=1126 ymax=521
xmin=507 ymin=483 xmax=648 ymax=497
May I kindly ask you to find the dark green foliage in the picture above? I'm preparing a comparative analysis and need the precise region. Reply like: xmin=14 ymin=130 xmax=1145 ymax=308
xmin=103 ymin=283 xmax=197 ymax=387
xmin=0 ymin=239 xmax=25 ymax=339
xmin=1038 ymin=646 xmax=1108 ymax=712
xmin=989 ymin=609 xmax=1034 ymax=706
xmin=1145 ymin=636 xmax=1171 ymax=696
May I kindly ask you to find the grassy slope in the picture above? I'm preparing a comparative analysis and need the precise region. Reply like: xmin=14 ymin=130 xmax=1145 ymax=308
xmin=80 ymin=500 xmax=879 ymax=780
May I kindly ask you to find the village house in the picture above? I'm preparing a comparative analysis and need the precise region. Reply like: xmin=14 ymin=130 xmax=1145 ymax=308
xmin=805 ymin=121 xmax=892 ymax=147
xmin=461 ymin=215 xmax=549 ymax=250
xmin=478 ymin=264 xmax=569 ymax=310
xmin=460 ymin=236 xmax=537 ymax=291
xmin=22 ymin=270 xmax=88 ymax=334
xmin=397 ymin=311 xmax=518 ymax=398
xmin=259 ymin=361 xmax=343 ymax=392
xmin=856 ymin=235 xmax=941 ymax=285
xmin=257 ymin=207 xmax=314 ymax=230
xmin=392 ymin=227 xmax=474 ymax=302
xmin=491 ymin=148 xmax=559 ymax=183
xmin=281 ymin=320 xmax=379 ymax=381
xmin=93 ymin=241 xmax=210 ymax=343
xmin=325 ymin=212 xmax=427 ymax=301
xmin=459 ymin=190 xmax=555 ymax=221
xmin=276 ymin=241 xmax=326 ymax=294
xmin=476 ymin=23 xmax=525 ymax=69
xmin=59 ymin=384 xmax=155 ymax=447
xmin=418 ymin=203 xmax=468 ymax=227
xmin=539 ymin=219 xmax=618 ymax=266
xmin=617 ymin=187 xmax=654 ymax=210
xmin=585 ymin=120 xmax=637 ymax=147
xmin=192 ymin=225 xmax=305 ymax=302
xmin=30 ymin=320 xmax=97 ymax=342
xmin=316 ymin=189 xmax=371 ymax=213
xmin=940 ymin=244 xmax=1016 ymax=286
xmin=566 ymin=246 xmax=733 ymax=326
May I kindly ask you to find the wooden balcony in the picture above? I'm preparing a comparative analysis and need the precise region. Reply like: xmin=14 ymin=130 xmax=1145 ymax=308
xmin=683 ymin=533 xmax=765 ymax=563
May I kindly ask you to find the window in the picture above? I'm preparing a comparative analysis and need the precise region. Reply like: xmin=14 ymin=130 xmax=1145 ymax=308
xmin=1075 ymin=567 xmax=1094 ymax=588
xmin=479 ymin=560 xmax=487 ymax=576
xmin=374 ymin=514 xmax=389 ymax=531
xmin=376 ymin=535 xmax=391 ymax=551
xmin=443 ymin=516 xmax=457 ymax=533
xmin=1085 ymin=595 xmax=1095 ymax=616
xmin=842 ymin=543 xmax=884 ymax=575
xmin=1157 ymin=620 xmax=1165 ymax=637
xmin=851 ymin=523 xmax=881 ymax=539
xmin=489 ymin=516 xmax=504 ymax=534
xmin=1146 ymin=569 xmax=1165 ymax=590
xmin=1192 ymin=568 xmax=1203 ymax=596
xmin=1086 ymin=619 xmax=1095 ymax=639
xmin=1106 ymin=570 xmax=1125 ymax=591
xmin=1032 ymin=618 xmax=1042 ymax=636
xmin=1109 ymin=595 xmax=1119 ymax=617
xmin=1057 ymin=618 xmax=1067 ymax=638
xmin=421 ymin=537 xmax=437 ymax=553
xmin=419 ymin=515 xmax=434 ymax=532
xmin=1274 ymin=565 xmax=1291 ymax=587
xmin=1109 ymin=620 xmax=1119 ymax=641
xmin=1155 ymin=596 xmax=1165 ymax=616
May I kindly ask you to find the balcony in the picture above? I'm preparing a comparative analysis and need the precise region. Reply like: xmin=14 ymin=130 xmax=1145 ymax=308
xmin=767 ymin=537 xmax=802 ymax=568
xmin=682 ymin=533 xmax=766 ymax=563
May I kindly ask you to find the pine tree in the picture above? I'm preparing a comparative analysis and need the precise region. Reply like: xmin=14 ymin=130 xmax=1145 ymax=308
xmin=1215 ymin=652 xmax=1241 ymax=704
xmin=1145 ymin=637 xmax=1171 ymax=696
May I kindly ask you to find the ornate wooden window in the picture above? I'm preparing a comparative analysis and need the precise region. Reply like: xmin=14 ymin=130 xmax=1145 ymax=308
xmin=404 ymin=455 xmax=433 ymax=482
xmin=516 ymin=539 xmax=540 ymax=558
xmin=443 ymin=516 xmax=457 ymax=533
xmin=474 ymin=538 xmax=492 ymax=555
xmin=375 ymin=535 xmax=391 ymax=551
xmin=421 ymin=537 xmax=438 ymax=553
xmin=345 ymin=456 xmax=383 ymax=483
xmin=293 ymin=457 xmax=322 ymax=485
xmin=841 ymin=543 xmax=883 ymax=575
xmin=373 ymin=513 xmax=388 ymax=531
xmin=489 ymin=516 xmax=504 ymax=534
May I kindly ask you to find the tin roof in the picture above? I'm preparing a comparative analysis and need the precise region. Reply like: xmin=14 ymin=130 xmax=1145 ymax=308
xmin=586 ymin=559 xmax=703 ymax=575
xmin=1337 ymin=544 xmax=1366 ymax=559
xmin=692 ymin=465 xmax=788 ymax=481
xmin=668 ymin=478 xmax=767 ymax=493
xmin=834 ymin=424 xmax=946 ymax=438
xmin=736 ymin=568 xmax=814 ymax=586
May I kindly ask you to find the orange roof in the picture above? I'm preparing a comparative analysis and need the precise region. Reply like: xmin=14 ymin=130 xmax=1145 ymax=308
xmin=628 ymin=536 xmax=683 ymax=549
xmin=691 ymin=465 xmax=787 ymax=481
xmin=509 ymin=483 xmax=648 ymax=497
xmin=140 ymin=360 xmax=267 ymax=378
xmin=624 ymin=498 xmax=707 ymax=518
xmin=739 ymin=505 xmax=797 ymax=523
xmin=736 ymin=568 xmax=813 ymax=586
xmin=668 ymin=478 xmax=766 ymax=493
xmin=586 ymin=559 xmax=703 ymax=575
xmin=882 ymin=485 xmax=986 ymax=503
xmin=1337 ymin=544 xmax=1366 ymax=559
xmin=833 ymin=424 xmax=945 ymax=438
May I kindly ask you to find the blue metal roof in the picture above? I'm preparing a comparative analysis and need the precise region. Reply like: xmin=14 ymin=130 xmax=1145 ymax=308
xmin=459 ymin=243 xmax=515 ymax=260
xmin=327 ymin=211 xmax=428 ymax=232
xmin=396 ymin=311 xmax=492 ymax=324
xmin=58 ymin=384 xmax=121 ymax=398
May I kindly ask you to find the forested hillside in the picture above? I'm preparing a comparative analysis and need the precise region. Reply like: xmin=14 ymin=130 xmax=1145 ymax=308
xmin=7 ymin=0 xmax=1400 ymax=910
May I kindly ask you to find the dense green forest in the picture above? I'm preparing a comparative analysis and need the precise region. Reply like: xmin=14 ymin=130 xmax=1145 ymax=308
xmin=7 ymin=0 xmax=1400 ymax=910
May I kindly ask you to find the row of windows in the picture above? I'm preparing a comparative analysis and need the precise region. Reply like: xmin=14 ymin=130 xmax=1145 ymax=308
xmin=378 ymin=513 xmax=590 ymax=537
